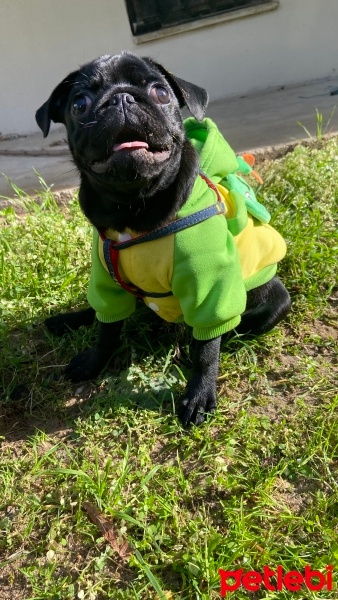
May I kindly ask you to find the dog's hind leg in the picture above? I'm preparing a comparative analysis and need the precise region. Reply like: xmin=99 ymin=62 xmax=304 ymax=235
xmin=45 ymin=307 xmax=96 ymax=336
xmin=236 ymin=276 xmax=291 ymax=336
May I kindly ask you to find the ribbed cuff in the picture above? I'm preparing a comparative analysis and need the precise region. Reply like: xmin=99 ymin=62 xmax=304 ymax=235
xmin=95 ymin=307 xmax=135 ymax=323
xmin=193 ymin=315 xmax=241 ymax=340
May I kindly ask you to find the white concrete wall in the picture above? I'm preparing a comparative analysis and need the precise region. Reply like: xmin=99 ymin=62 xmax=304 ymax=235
xmin=1 ymin=0 xmax=337 ymax=135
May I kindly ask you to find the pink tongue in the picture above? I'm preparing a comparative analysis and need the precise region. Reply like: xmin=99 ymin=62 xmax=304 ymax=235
xmin=113 ymin=141 xmax=149 ymax=151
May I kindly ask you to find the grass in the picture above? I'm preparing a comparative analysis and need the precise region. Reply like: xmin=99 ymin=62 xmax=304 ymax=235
xmin=0 ymin=138 xmax=338 ymax=599
xmin=298 ymin=106 xmax=336 ymax=141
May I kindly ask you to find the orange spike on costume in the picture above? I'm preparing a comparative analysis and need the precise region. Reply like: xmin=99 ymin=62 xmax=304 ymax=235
xmin=241 ymin=153 xmax=256 ymax=167
xmin=241 ymin=153 xmax=263 ymax=184
xmin=251 ymin=170 xmax=264 ymax=185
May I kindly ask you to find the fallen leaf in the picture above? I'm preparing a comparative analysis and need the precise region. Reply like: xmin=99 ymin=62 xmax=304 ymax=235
xmin=82 ymin=501 xmax=132 ymax=559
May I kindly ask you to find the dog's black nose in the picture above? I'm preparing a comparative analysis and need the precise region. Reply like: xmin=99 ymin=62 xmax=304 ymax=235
xmin=111 ymin=93 xmax=135 ymax=106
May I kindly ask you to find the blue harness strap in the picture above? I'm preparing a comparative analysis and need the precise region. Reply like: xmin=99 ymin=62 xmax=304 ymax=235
xmin=112 ymin=201 xmax=225 ymax=250
xmin=99 ymin=173 xmax=225 ymax=298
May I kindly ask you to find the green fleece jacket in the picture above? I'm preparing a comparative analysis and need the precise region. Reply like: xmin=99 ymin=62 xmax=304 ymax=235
xmin=87 ymin=118 xmax=286 ymax=340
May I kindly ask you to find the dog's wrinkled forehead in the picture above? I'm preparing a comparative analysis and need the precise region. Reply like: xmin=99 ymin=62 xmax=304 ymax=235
xmin=78 ymin=53 xmax=166 ymax=90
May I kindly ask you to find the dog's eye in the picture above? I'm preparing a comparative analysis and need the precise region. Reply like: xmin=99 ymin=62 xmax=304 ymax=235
xmin=149 ymin=86 xmax=170 ymax=105
xmin=72 ymin=95 xmax=93 ymax=117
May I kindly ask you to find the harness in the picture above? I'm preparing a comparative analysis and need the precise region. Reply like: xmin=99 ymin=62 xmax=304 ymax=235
xmin=98 ymin=172 xmax=226 ymax=299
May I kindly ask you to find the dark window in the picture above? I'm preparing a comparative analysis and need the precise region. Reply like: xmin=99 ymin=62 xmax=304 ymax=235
xmin=126 ymin=0 xmax=272 ymax=36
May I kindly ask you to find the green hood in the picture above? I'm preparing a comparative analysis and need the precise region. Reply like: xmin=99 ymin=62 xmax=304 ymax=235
xmin=184 ymin=117 xmax=271 ymax=224
xmin=184 ymin=116 xmax=239 ymax=181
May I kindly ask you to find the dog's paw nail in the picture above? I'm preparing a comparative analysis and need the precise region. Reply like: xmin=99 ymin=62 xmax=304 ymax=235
xmin=181 ymin=418 xmax=191 ymax=429
xmin=195 ymin=411 xmax=206 ymax=426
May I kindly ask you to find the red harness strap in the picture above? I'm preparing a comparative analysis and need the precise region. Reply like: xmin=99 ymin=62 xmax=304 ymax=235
xmin=110 ymin=242 xmax=146 ymax=298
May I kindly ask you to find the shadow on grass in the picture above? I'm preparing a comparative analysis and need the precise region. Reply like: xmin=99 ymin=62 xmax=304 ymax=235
xmin=0 ymin=303 xmax=192 ymax=442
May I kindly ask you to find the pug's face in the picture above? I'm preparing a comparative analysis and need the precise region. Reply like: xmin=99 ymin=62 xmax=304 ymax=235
xmin=36 ymin=52 xmax=208 ymax=197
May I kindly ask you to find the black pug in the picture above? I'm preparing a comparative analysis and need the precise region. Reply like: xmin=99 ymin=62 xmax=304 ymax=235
xmin=36 ymin=51 xmax=291 ymax=427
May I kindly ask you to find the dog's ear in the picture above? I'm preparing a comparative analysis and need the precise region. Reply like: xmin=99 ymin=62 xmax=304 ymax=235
xmin=145 ymin=59 xmax=209 ymax=121
xmin=35 ymin=70 xmax=79 ymax=137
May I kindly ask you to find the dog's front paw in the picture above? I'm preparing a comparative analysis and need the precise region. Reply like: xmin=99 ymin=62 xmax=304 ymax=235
xmin=45 ymin=308 xmax=95 ymax=336
xmin=45 ymin=314 xmax=73 ymax=336
xmin=177 ymin=376 xmax=217 ymax=427
xmin=64 ymin=348 xmax=105 ymax=382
